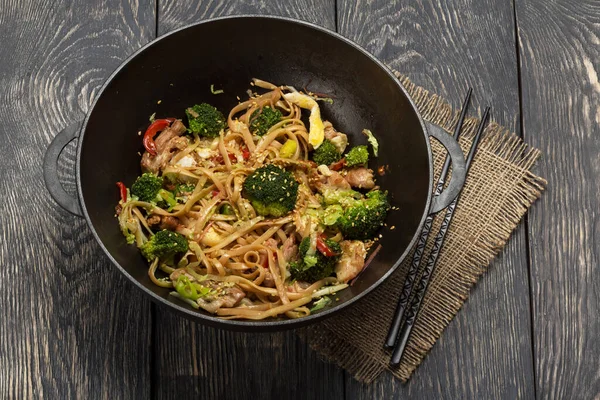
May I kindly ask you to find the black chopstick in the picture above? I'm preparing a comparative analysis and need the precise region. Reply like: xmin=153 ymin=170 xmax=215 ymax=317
xmin=384 ymin=88 xmax=473 ymax=349
xmin=389 ymin=107 xmax=491 ymax=367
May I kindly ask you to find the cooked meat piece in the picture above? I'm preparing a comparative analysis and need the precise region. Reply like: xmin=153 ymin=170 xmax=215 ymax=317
xmin=309 ymin=168 xmax=351 ymax=192
xmin=262 ymin=270 xmax=276 ymax=288
xmin=282 ymin=235 xmax=298 ymax=262
xmin=141 ymin=120 xmax=188 ymax=174
xmin=335 ymin=240 xmax=367 ymax=283
xmin=147 ymin=214 xmax=179 ymax=231
xmin=198 ymin=282 xmax=246 ymax=314
xmin=328 ymin=170 xmax=352 ymax=190
xmin=323 ymin=121 xmax=348 ymax=153
xmin=169 ymin=268 xmax=195 ymax=282
xmin=344 ymin=167 xmax=375 ymax=189
xmin=264 ymin=238 xmax=278 ymax=249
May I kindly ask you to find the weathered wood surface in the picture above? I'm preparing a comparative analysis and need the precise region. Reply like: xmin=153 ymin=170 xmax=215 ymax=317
xmin=0 ymin=0 xmax=596 ymax=398
xmin=0 ymin=0 xmax=155 ymax=398
xmin=515 ymin=0 xmax=600 ymax=398
xmin=338 ymin=0 xmax=535 ymax=398
xmin=153 ymin=2 xmax=344 ymax=400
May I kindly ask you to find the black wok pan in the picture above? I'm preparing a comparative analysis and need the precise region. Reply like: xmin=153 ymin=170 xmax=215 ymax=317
xmin=43 ymin=16 xmax=466 ymax=331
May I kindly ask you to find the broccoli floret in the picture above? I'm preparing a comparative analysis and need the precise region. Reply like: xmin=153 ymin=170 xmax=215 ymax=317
xmin=140 ymin=229 xmax=188 ymax=261
xmin=186 ymin=103 xmax=226 ymax=137
xmin=336 ymin=190 xmax=390 ymax=240
xmin=250 ymin=106 xmax=283 ymax=136
xmin=290 ymin=237 xmax=341 ymax=283
xmin=130 ymin=173 xmax=176 ymax=209
xmin=345 ymin=145 xmax=369 ymax=167
xmin=131 ymin=173 xmax=163 ymax=202
xmin=312 ymin=139 xmax=341 ymax=166
xmin=242 ymin=164 xmax=299 ymax=217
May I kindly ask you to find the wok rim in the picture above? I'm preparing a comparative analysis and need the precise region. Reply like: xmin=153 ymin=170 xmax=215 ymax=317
xmin=76 ymin=14 xmax=434 ymax=330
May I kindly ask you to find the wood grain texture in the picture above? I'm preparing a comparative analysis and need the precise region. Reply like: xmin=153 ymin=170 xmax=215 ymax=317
xmin=158 ymin=0 xmax=336 ymax=36
xmin=338 ymin=0 xmax=535 ymax=398
xmin=516 ymin=0 xmax=600 ymax=398
xmin=153 ymin=2 xmax=344 ymax=400
xmin=0 ymin=0 xmax=155 ymax=398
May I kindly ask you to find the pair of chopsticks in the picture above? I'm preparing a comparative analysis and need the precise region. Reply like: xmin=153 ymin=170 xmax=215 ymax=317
xmin=385 ymin=89 xmax=491 ymax=367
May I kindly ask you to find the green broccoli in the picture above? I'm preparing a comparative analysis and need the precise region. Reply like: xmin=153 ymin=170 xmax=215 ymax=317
xmin=250 ymin=106 xmax=283 ymax=136
xmin=242 ymin=164 xmax=299 ymax=217
xmin=336 ymin=190 xmax=390 ymax=240
xmin=312 ymin=139 xmax=341 ymax=166
xmin=186 ymin=103 xmax=226 ymax=137
xmin=345 ymin=145 xmax=369 ymax=167
xmin=140 ymin=229 xmax=189 ymax=261
xmin=130 ymin=173 xmax=176 ymax=208
xmin=290 ymin=237 xmax=341 ymax=283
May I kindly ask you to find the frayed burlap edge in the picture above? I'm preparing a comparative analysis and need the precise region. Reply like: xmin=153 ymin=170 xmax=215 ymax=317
xmin=299 ymin=71 xmax=547 ymax=383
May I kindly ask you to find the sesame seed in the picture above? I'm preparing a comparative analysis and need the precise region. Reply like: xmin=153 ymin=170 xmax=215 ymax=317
xmin=157 ymin=100 xmax=162 ymax=104
xmin=390 ymin=226 xmax=396 ymax=230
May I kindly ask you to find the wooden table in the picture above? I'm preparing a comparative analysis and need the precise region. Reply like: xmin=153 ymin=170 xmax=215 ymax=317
xmin=1 ymin=1 xmax=598 ymax=398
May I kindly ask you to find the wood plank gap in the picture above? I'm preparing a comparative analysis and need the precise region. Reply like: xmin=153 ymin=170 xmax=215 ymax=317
xmin=511 ymin=2 xmax=538 ymax=398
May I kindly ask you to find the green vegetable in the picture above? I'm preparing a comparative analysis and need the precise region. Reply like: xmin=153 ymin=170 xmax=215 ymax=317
xmin=131 ymin=173 xmax=163 ymax=202
xmin=310 ymin=296 xmax=332 ymax=312
xmin=322 ymin=204 xmax=344 ymax=226
xmin=362 ymin=129 xmax=379 ymax=156
xmin=345 ymin=145 xmax=369 ymax=167
xmin=220 ymin=204 xmax=234 ymax=215
xmin=176 ymin=183 xmax=196 ymax=196
xmin=279 ymin=139 xmax=297 ymax=158
xmin=174 ymin=275 xmax=215 ymax=301
xmin=186 ymin=103 xmax=226 ymax=138
xmin=290 ymin=237 xmax=341 ymax=283
xmin=140 ymin=229 xmax=189 ymax=261
xmin=210 ymin=84 xmax=224 ymax=95
xmin=158 ymin=189 xmax=176 ymax=209
xmin=130 ymin=173 xmax=177 ymax=209
xmin=242 ymin=164 xmax=299 ymax=217
xmin=321 ymin=188 xmax=362 ymax=207
xmin=312 ymin=139 xmax=341 ymax=166
xmin=336 ymin=190 xmax=390 ymax=240
xmin=250 ymin=106 xmax=282 ymax=136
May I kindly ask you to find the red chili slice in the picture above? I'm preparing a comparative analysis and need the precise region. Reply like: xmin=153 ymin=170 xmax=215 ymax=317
xmin=242 ymin=147 xmax=250 ymax=160
xmin=316 ymin=235 xmax=338 ymax=257
xmin=143 ymin=118 xmax=175 ymax=156
xmin=116 ymin=181 xmax=127 ymax=202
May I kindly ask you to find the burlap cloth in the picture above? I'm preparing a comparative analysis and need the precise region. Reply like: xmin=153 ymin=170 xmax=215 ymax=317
xmin=299 ymin=71 xmax=547 ymax=383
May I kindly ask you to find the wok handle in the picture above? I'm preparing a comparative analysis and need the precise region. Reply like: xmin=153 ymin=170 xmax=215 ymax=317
xmin=425 ymin=122 xmax=467 ymax=214
xmin=43 ymin=123 xmax=84 ymax=217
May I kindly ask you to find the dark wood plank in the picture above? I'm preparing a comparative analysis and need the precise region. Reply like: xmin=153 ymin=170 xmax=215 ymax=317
xmin=338 ymin=1 xmax=535 ymax=398
xmin=153 ymin=2 xmax=344 ymax=400
xmin=0 ymin=0 xmax=155 ymax=398
xmin=515 ymin=1 xmax=600 ymax=398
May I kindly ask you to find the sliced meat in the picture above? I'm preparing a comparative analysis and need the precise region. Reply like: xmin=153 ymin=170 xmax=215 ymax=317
xmin=262 ymin=270 xmax=276 ymax=288
xmin=264 ymin=238 xmax=278 ymax=249
xmin=323 ymin=121 xmax=348 ymax=153
xmin=308 ymin=168 xmax=350 ymax=192
xmin=344 ymin=167 xmax=375 ymax=189
xmin=147 ymin=214 xmax=179 ymax=231
xmin=335 ymin=240 xmax=367 ymax=283
xmin=327 ymin=171 xmax=351 ymax=190
xmin=282 ymin=235 xmax=298 ymax=262
xmin=169 ymin=268 xmax=195 ymax=282
xmin=141 ymin=120 xmax=188 ymax=174
xmin=198 ymin=282 xmax=246 ymax=314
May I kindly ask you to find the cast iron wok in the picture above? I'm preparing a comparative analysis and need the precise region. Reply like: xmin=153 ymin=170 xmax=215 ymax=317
xmin=43 ymin=16 xmax=466 ymax=331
